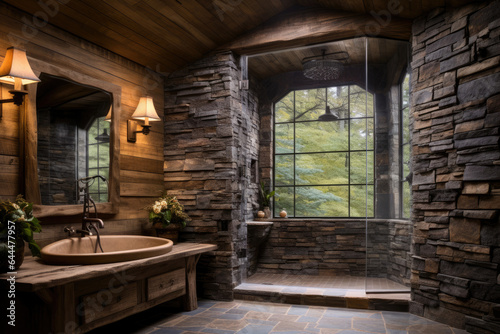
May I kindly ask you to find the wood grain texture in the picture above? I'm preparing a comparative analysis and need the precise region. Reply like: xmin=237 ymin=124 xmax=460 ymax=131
xmin=0 ymin=4 xmax=164 ymax=227
xmin=2 ymin=0 xmax=457 ymax=74
xmin=0 ymin=243 xmax=217 ymax=292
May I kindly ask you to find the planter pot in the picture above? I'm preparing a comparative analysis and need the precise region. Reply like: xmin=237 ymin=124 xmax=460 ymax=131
xmin=153 ymin=223 xmax=182 ymax=244
xmin=0 ymin=238 xmax=25 ymax=273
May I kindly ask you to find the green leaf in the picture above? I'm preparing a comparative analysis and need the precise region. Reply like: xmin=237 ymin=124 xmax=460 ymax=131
xmin=162 ymin=210 xmax=172 ymax=222
xmin=28 ymin=241 xmax=41 ymax=257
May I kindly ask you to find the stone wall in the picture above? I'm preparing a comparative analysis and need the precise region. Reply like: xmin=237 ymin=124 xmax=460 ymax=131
xmin=164 ymin=51 xmax=260 ymax=300
xmin=410 ymin=1 xmax=500 ymax=332
xmin=37 ymin=109 xmax=78 ymax=205
xmin=254 ymin=219 xmax=411 ymax=281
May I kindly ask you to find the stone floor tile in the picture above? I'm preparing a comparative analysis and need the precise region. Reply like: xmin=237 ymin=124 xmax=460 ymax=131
xmin=352 ymin=318 xmax=386 ymax=333
xmin=198 ymin=310 xmax=226 ymax=318
xmin=319 ymin=329 xmax=342 ymax=334
xmin=215 ymin=313 xmax=246 ymax=320
xmin=212 ymin=302 xmax=240 ymax=309
xmin=323 ymin=308 xmax=373 ymax=319
xmin=272 ymin=320 xmax=308 ymax=332
xmin=316 ymin=317 xmax=352 ymax=330
xmin=201 ymin=328 xmax=237 ymax=334
xmin=237 ymin=323 xmax=274 ymax=334
xmin=174 ymin=317 xmax=214 ymax=328
xmin=306 ymin=307 xmax=327 ymax=317
xmin=245 ymin=311 xmax=272 ymax=320
xmin=86 ymin=299 xmax=470 ymax=334
xmin=287 ymin=305 xmax=309 ymax=315
xmin=245 ymin=318 xmax=279 ymax=327
xmin=206 ymin=319 xmax=248 ymax=331
xmin=297 ymin=315 xmax=321 ymax=323
xmin=226 ymin=308 xmax=249 ymax=315
xmin=268 ymin=314 xmax=300 ymax=322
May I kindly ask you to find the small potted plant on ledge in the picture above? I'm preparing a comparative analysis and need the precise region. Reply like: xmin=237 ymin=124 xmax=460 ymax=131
xmin=146 ymin=194 xmax=190 ymax=244
xmin=0 ymin=195 xmax=42 ymax=272
xmin=259 ymin=181 xmax=275 ymax=219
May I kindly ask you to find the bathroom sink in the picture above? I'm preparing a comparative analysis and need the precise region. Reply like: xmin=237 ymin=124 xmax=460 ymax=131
xmin=40 ymin=235 xmax=173 ymax=265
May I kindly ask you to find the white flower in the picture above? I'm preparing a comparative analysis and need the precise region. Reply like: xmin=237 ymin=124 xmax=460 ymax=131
xmin=13 ymin=204 xmax=20 ymax=210
xmin=160 ymin=200 xmax=168 ymax=209
xmin=18 ymin=215 xmax=25 ymax=221
xmin=153 ymin=205 xmax=162 ymax=214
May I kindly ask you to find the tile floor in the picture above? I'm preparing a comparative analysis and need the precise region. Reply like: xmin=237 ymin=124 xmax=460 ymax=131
xmin=88 ymin=299 xmax=470 ymax=334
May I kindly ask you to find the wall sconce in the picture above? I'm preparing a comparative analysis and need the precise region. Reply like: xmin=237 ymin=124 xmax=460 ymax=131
xmin=0 ymin=47 xmax=40 ymax=118
xmin=127 ymin=96 xmax=161 ymax=142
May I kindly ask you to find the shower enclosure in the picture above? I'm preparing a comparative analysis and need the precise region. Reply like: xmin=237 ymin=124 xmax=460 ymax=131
xmin=245 ymin=37 xmax=412 ymax=297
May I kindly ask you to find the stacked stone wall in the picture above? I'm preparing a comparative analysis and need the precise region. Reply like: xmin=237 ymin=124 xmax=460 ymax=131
xmin=410 ymin=1 xmax=500 ymax=332
xmin=255 ymin=219 xmax=411 ymax=280
xmin=164 ymin=51 xmax=260 ymax=300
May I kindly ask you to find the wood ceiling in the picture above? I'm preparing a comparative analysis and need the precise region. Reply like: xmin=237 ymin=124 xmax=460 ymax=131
xmin=249 ymin=37 xmax=409 ymax=80
xmin=4 ymin=0 xmax=474 ymax=78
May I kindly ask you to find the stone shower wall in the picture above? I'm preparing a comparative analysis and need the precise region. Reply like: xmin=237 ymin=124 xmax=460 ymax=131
xmin=164 ymin=51 xmax=260 ymax=300
xmin=410 ymin=1 xmax=500 ymax=332
xmin=255 ymin=219 xmax=411 ymax=281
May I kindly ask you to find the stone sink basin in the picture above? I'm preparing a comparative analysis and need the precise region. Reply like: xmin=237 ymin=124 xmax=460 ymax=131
xmin=40 ymin=235 xmax=173 ymax=265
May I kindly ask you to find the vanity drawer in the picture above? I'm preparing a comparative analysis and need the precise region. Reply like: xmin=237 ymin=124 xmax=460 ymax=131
xmin=147 ymin=268 xmax=186 ymax=300
xmin=80 ymin=282 xmax=138 ymax=324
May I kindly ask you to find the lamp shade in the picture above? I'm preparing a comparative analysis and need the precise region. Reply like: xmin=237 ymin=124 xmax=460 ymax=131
xmin=0 ymin=47 xmax=40 ymax=86
xmin=131 ymin=96 xmax=160 ymax=125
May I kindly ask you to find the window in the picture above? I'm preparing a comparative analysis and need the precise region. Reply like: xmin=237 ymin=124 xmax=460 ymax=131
xmin=86 ymin=117 xmax=110 ymax=203
xmin=274 ymin=86 xmax=374 ymax=218
xmin=400 ymin=74 xmax=411 ymax=218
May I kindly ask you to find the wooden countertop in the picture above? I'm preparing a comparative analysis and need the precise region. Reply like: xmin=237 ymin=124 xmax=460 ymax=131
xmin=0 ymin=242 xmax=217 ymax=292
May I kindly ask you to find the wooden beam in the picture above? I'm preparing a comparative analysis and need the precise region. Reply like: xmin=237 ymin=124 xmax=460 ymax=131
xmin=221 ymin=6 xmax=412 ymax=55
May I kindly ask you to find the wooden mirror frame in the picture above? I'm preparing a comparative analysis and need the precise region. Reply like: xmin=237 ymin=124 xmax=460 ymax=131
xmin=24 ymin=61 xmax=120 ymax=218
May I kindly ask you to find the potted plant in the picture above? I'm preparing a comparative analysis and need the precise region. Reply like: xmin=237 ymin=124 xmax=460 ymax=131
xmin=259 ymin=181 xmax=275 ymax=218
xmin=146 ymin=194 xmax=190 ymax=244
xmin=0 ymin=195 xmax=42 ymax=272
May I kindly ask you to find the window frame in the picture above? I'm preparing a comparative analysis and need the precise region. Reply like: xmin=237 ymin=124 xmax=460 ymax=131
xmin=399 ymin=72 xmax=411 ymax=219
xmin=273 ymin=85 xmax=375 ymax=218
xmin=86 ymin=116 xmax=110 ymax=203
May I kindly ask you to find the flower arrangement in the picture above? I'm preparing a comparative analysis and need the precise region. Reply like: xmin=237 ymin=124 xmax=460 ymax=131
xmin=0 ymin=195 xmax=42 ymax=257
xmin=146 ymin=194 xmax=190 ymax=228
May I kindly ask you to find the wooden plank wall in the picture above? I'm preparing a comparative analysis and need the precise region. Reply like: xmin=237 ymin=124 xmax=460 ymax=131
xmin=0 ymin=3 xmax=165 ymax=246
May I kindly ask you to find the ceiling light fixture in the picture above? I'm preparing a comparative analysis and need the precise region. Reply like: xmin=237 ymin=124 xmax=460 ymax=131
xmin=302 ymin=50 xmax=349 ymax=81
xmin=318 ymin=106 xmax=339 ymax=121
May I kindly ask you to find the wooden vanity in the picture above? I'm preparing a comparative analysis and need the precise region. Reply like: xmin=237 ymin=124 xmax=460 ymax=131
xmin=0 ymin=242 xmax=216 ymax=334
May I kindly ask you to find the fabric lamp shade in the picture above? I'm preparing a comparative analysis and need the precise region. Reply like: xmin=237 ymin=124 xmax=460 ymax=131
xmin=131 ymin=96 xmax=160 ymax=125
xmin=0 ymin=47 xmax=40 ymax=89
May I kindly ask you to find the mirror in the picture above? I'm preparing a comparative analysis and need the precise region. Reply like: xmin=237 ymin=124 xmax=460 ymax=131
xmin=36 ymin=73 xmax=111 ymax=205
xmin=24 ymin=64 xmax=120 ymax=218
